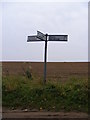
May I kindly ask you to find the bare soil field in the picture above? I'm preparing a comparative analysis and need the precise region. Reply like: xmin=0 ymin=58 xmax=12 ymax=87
xmin=2 ymin=62 xmax=88 ymax=81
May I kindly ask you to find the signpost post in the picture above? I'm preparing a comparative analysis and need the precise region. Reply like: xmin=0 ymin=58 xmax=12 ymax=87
xmin=44 ymin=34 xmax=48 ymax=84
xmin=27 ymin=31 xmax=68 ymax=84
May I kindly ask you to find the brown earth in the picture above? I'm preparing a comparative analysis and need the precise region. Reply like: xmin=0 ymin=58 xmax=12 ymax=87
xmin=2 ymin=108 xmax=89 ymax=120
xmin=2 ymin=111 xmax=88 ymax=120
xmin=2 ymin=62 xmax=88 ymax=82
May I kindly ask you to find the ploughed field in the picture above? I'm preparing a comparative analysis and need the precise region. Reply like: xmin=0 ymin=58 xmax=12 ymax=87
xmin=2 ymin=62 xmax=88 ymax=82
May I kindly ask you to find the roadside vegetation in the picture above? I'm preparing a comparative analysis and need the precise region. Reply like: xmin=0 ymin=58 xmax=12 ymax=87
xmin=2 ymin=75 xmax=88 ymax=112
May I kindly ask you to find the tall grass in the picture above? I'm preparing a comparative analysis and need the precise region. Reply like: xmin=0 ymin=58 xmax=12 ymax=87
xmin=2 ymin=75 xmax=88 ymax=112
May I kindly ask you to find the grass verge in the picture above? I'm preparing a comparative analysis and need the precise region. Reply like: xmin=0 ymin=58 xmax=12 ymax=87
xmin=2 ymin=75 xmax=88 ymax=112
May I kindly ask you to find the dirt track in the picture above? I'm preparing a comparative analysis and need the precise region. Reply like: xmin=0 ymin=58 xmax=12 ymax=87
xmin=2 ymin=110 xmax=88 ymax=120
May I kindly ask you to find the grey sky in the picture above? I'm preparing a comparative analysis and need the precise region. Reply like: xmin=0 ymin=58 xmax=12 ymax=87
xmin=2 ymin=1 xmax=88 ymax=62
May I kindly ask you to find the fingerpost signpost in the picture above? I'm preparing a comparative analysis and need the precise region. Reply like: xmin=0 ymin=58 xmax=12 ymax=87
xmin=27 ymin=31 xmax=68 ymax=84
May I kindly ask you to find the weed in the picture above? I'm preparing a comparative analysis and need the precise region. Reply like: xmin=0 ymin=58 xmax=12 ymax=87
xmin=2 ymin=76 xmax=88 ymax=112
xmin=25 ymin=69 xmax=32 ymax=79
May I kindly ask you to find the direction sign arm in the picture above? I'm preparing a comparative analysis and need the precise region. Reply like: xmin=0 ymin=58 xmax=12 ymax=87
xmin=49 ymin=35 xmax=68 ymax=41
xmin=48 ymin=40 xmax=67 ymax=41
xmin=37 ymin=31 xmax=46 ymax=41
xmin=27 ymin=35 xmax=45 ymax=42
xmin=27 ymin=40 xmax=45 ymax=42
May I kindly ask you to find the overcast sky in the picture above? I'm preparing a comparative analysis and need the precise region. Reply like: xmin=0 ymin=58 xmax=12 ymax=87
xmin=1 ymin=0 xmax=88 ymax=62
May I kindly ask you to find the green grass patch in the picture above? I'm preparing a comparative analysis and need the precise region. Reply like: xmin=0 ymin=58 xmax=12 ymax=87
xmin=2 ymin=75 xmax=88 ymax=112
